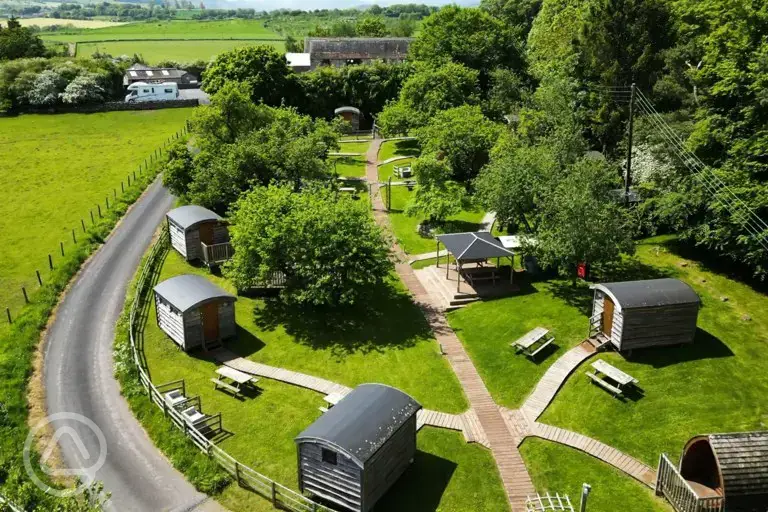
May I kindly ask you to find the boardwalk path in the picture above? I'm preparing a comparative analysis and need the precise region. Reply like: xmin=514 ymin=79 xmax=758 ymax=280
xmin=365 ymin=140 xmax=536 ymax=510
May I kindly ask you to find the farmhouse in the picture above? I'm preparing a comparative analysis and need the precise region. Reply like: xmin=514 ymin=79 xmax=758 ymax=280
xmin=656 ymin=431 xmax=768 ymax=512
xmin=303 ymin=37 xmax=413 ymax=70
xmin=123 ymin=63 xmax=198 ymax=87
xmin=295 ymin=384 xmax=422 ymax=512
xmin=589 ymin=278 xmax=700 ymax=352
xmin=166 ymin=205 xmax=232 ymax=266
xmin=153 ymin=274 xmax=236 ymax=351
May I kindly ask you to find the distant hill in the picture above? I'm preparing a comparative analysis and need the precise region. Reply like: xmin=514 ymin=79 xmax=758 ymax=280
xmin=204 ymin=0 xmax=479 ymax=10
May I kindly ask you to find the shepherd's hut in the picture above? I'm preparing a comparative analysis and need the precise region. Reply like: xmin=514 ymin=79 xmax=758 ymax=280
xmin=166 ymin=205 xmax=232 ymax=266
xmin=335 ymin=106 xmax=362 ymax=131
xmin=153 ymin=274 xmax=236 ymax=351
xmin=589 ymin=278 xmax=700 ymax=352
xmin=295 ymin=384 xmax=422 ymax=512
xmin=656 ymin=431 xmax=768 ymax=511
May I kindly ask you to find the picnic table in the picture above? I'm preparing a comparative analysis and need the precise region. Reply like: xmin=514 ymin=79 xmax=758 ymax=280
xmin=211 ymin=366 xmax=259 ymax=397
xmin=394 ymin=165 xmax=412 ymax=178
xmin=511 ymin=327 xmax=555 ymax=359
xmin=586 ymin=360 xmax=638 ymax=396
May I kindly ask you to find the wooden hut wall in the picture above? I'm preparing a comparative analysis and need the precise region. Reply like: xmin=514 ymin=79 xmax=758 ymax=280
xmin=155 ymin=294 xmax=185 ymax=348
xmin=217 ymin=300 xmax=236 ymax=339
xmin=182 ymin=309 xmax=204 ymax=350
xmin=298 ymin=442 xmax=363 ymax=511
xmin=619 ymin=304 xmax=698 ymax=351
xmin=184 ymin=227 xmax=202 ymax=261
xmin=212 ymin=224 xmax=229 ymax=244
xmin=362 ymin=415 xmax=417 ymax=510
xmin=168 ymin=219 xmax=187 ymax=258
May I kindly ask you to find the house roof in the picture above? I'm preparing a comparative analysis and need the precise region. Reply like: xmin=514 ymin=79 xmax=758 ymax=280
xmin=285 ymin=52 xmax=311 ymax=67
xmin=437 ymin=232 xmax=514 ymax=261
xmin=166 ymin=205 xmax=222 ymax=231
xmin=591 ymin=278 xmax=700 ymax=311
xmin=334 ymin=106 xmax=361 ymax=116
xmin=295 ymin=384 xmax=421 ymax=468
xmin=153 ymin=274 xmax=235 ymax=313
xmin=305 ymin=37 xmax=413 ymax=60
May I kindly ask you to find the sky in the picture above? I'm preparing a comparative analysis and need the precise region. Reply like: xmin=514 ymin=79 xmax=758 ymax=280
xmin=207 ymin=0 xmax=477 ymax=10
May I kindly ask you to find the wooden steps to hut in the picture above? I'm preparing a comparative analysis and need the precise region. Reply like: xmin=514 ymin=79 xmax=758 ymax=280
xmin=413 ymin=265 xmax=480 ymax=311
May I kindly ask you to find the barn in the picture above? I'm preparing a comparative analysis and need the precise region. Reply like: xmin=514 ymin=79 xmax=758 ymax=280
xmin=166 ymin=205 xmax=232 ymax=266
xmin=153 ymin=274 xmax=237 ymax=351
xmin=656 ymin=431 xmax=768 ymax=512
xmin=589 ymin=278 xmax=700 ymax=352
xmin=295 ymin=384 xmax=422 ymax=512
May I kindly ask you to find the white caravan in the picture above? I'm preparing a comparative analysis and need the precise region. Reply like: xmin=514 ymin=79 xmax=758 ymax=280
xmin=125 ymin=81 xmax=179 ymax=102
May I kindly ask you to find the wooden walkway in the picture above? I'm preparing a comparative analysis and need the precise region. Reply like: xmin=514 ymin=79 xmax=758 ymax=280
xmin=530 ymin=422 xmax=657 ymax=487
xmin=521 ymin=342 xmax=597 ymax=422
xmin=366 ymin=140 xmax=535 ymax=511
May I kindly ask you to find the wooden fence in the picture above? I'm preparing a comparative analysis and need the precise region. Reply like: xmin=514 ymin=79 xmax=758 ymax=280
xmin=128 ymin=226 xmax=330 ymax=512
xmin=655 ymin=454 xmax=724 ymax=512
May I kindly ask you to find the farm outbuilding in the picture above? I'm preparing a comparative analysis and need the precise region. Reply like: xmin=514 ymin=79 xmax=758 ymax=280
xmin=589 ymin=278 xmax=700 ymax=352
xmin=295 ymin=384 xmax=422 ymax=512
xmin=335 ymin=106 xmax=362 ymax=131
xmin=166 ymin=205 xmax=232 ymax=266
xmin=153 ymin=274 xmax=236 ymax=351
xmin=656 ymin=431 xmax=768 ymax=512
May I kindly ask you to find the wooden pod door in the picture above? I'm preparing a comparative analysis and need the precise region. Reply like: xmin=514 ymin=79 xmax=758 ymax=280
xmin=201 ymin=302 xmax=219 ymax=341
xmin=602 ymin=297 xmax=614 ymax=337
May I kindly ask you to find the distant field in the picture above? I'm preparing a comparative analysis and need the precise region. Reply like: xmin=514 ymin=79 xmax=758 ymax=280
xmin=0 ymin=109 xmax=192 ymax=327
xmin=1 ymin=17 xmax=127 ymax=28
xmin=78 ymin=39 xmax=285 ymax=64
xmin=40 ymin=19 xmax=282 ymax=43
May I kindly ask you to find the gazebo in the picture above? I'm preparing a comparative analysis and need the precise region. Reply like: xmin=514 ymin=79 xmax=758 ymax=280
xmin=436 ymin=232 xmax=515 ymax=293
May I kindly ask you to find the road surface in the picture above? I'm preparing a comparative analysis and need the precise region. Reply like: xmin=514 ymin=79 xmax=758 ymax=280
xmin=44 ymin=180 xmax=216 ymax=511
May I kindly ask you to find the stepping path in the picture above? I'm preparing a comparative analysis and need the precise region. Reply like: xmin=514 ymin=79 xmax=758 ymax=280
xmin=521 ymin=342 xmax=597 ymax=422
xmin=366 ymin=139 xmax=536 ymax=511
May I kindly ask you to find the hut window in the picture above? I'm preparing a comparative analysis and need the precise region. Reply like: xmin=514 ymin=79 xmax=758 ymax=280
xmin=321 ymin=448 xmax=337 ymax=465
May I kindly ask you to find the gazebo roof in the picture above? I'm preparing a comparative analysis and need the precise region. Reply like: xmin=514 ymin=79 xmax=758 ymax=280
xmin=295 ymin=384 xmax=421 ymax=467
xmin=166 ymin=205 xmax=222 ymax=231
xmin=437 ymin=232 xmax=514 ymax=261
xmin=153 ymin=274 xmax=235 ymax=313
xmin=591 ymin=278 xmax=700 ymax=312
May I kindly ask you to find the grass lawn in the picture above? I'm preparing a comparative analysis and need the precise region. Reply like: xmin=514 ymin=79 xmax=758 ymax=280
xmin=386 ymin=186 xmax=486 ymax=255
xmin=448 ymin=276 xmax=588 ymax=409
xmin=336 ymin=141 xmax=370 ymax=154
xmin=140 ymin=251 xmax=509 ymax=511
xmin=331 ymin=155 xmax=367 ymax=178
xmin=0 ymin=109 xmax=191 ymax=331
xmin=538 ymin=238 xmax=768 ymax=466
xmin=378 ymin=138 xmax=420 ymax=162
xmin=77 ymin=39 xmax=285 ymax=64
xmin=521 ymin=439 xmax=672 ymax=512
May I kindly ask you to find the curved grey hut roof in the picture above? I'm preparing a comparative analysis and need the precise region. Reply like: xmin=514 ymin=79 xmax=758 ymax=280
xmin=334 ymin=106 xmax=362 ymax=116
xmin=154 ymin=274 xmax=235 ymax=313
xmin=295 ymin=384 xmax=421 ymax=468
xmin=166 ymin=205 xmax=222 ymax=231
xmin=591 ymin=278 xmax=699 ymax=312
xmin=684 ymin=431 xmax=768 ymax=497
xmin=437 ymin=232 xmax=514 ymax=261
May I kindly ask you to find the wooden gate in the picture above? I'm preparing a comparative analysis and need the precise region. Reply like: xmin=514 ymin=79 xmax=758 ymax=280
xmin=656 ymin=454 xmax=725 ymax=512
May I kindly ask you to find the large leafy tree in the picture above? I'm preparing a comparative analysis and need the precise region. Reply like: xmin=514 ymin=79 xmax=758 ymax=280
xmin=481 ymin=0 xmax=542 ymax=36
xmin=202 ymin=45 xmax=296 ymax=105
xmin=405 ymin=154 xmax=466 ymax=224
xmin=191 ymin=81 xmax=268 ymax=145
xmin=0 ymin=17 xmax=46 ymax=61
xmin=225 ymin=185 xmax=392 ymax=307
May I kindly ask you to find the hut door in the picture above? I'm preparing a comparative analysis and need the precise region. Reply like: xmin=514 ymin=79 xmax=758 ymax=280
xmin=201 ymin=302 xmax=219 ymax=341
xmin=602 ymin=298 xmax=614 ymax=337
xmin=199 ymin=222 xmax=214 ymax=245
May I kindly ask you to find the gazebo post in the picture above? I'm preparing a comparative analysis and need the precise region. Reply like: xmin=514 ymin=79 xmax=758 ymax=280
xmin=436 ymin=241 xmax=440 ymax=269
xmin=509 ymin=256 xmax=514 ymax=283
xmin=446 ymin=249 xmax=450 ymax=279
xmin=457 ymin=261 xmax=461 ymax=293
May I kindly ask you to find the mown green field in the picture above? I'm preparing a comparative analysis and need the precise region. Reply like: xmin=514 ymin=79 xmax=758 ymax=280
xmin=40 ymin=19 xmax=282 ymax=43
xmin=77 ymin=39 xmax=285 ymax=64
xmin=0 ymin=109 xmax=192 ymax=330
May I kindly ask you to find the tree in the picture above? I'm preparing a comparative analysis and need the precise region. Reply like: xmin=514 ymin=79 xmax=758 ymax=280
xmin=405 ymin=154 xmax=465 ymax=224
xmin=202 ymin=45 xmax=296 ymax=106
xmin=192 ymin=81 xmax=268 ymax=145
xmin=356 ymin=16 xmax=387 ymax=37
xmin=285 ymin=34 xmax=303 ymax=53
xmin=225 ymin=185 xmax=392 ymax=307
xmin=535 ymin=158 xmax=635 ymax=275
xmin=162 ymin=139 xmax=195 ymax=197
xmin=481 ymin=0 xmax=542 ymax=35
xmin=485 ymin=67 xmax=526 ymax=119
xmin=59 ymin=72 xmax=104 ymax=104
xmin=412 ymin=104 xmax=501 ymax=185
xmin=0 ymin=17 xmax=46 ymax=60
xmin=526 ymin=0 xmax=585 ymax=81
xmin=26 ymin=69 xmax=65 ymax=106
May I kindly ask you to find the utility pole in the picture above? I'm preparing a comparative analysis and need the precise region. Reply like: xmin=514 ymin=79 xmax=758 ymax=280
xmin=625 ymin=83 xmax=636 ymax=205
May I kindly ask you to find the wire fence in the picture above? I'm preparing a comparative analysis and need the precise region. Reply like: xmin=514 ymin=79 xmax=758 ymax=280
xmin=127 ymin=226 xmax=331 ymax=512
xmin=2 ymin=122 xmax=190 ymax=328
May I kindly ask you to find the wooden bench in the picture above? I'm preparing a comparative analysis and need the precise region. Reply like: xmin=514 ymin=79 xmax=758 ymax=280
xmin=586 ymin=372 xmax=622 ymax=396
xmin=528 ymin=336 xmax=555 ymax=358
xmin=211 ymin=378 xmax=240 ymax=397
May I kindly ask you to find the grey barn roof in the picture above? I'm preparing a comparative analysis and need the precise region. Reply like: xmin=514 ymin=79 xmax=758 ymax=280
xmin=166 ymin=205 xmax=222 ymax=231
xmin=153 ymin=274 xmax=235 ymax=313
xmin=305 ymin=37 xmax=412 ymax=60
xmin=295 ymin=384 xmax=421 ymax=467
xmin=690 ymin=431 xmax=768 ymax=497
xmin=592 ymin=278 xmax=700 ymax=311
xmin=437 ymin=232 xmax=514 ymax=261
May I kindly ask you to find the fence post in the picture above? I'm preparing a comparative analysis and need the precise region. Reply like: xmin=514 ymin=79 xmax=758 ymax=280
xmin=72 ymin=229 xmax=76 ymax=244
xmin=48 ymin=254 xmax=53 ymax=270
xmin=90 ymin=210 xmax=95 ymax=224
xmin=22 ymin=287 xmax=28 ymax=304
xmin=36 ymin=270 xmax=42 ymax=286
xmin=133 ymin=171 xmax=136 ymax=181
xmin=271 ymin=482 xmax=277 ymax=506
xmin=98 ymin=204 xmax=102 ymax=218
xmin=128 ymin=175 xmax=131 ymax=187
xmin=5 ymin=308 xmax=10 ymax=324
xmin=114 ymin=189 xmax=117 ymax=199
xmin=121 ymin=182 xmax=124 ymax=193
xmin=60 ymin=242 xmax=64 ymax=256
xmin=81 ymin=219 xmax=86 ymax=233
xmin=106 ymin=196 xmax=110 ymax=209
